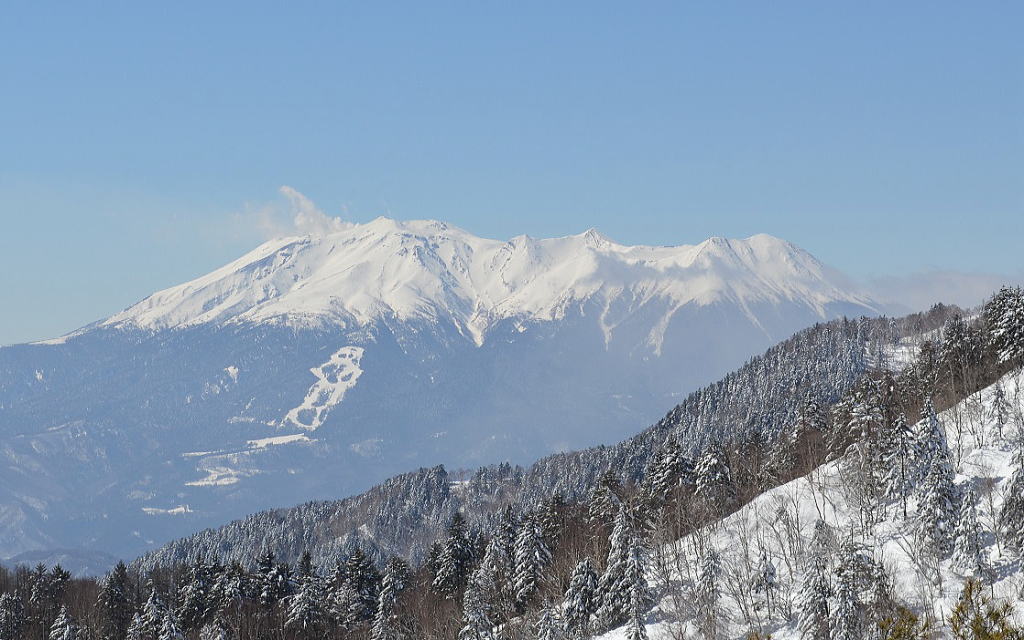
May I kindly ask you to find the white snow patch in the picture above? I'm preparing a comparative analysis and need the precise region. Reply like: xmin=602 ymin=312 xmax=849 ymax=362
xmin=141 ymin=505 xmax=192 ymax=516
xmin=283 ymin=345 xmax=364 ymax=431
xmin=224 ymin=366 xmax=239 ymax=383
xmin=247 ymin=433 xmax=311 ymax=448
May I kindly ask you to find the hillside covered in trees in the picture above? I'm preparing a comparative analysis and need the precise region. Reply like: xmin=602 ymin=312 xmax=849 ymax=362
xmin=2 ymin=286 xmax=1023 ymax=640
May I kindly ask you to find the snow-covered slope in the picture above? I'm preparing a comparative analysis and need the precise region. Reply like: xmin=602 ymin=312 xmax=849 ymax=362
xmin=0 ymin=220 xmax=881 ymax=562
xmin=98 ymin=220 xmax=873 ymax=348
xmin=604 ymin=371 xmax=1024 ymax=639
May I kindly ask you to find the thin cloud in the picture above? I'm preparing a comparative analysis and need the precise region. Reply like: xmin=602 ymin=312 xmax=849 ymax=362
xmin=868 ymin=270 xmax=1024 ymax=313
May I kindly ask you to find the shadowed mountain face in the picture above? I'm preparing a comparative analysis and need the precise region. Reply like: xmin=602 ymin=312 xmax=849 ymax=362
xmin=0 ymin=221 xmax=880 ymax=560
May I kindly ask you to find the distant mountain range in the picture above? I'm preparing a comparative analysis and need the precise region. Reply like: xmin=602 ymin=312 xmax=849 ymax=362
xmin=0 ymin=219 xmax=882 ymax=563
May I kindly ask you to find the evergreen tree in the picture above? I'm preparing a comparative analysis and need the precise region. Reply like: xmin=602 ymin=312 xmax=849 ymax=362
xmin=588 ymin=470 xmax=623 ymax=526
xmin=340 ymin=548 xmax=382 ymax=623
xmin=513 ymin=515 xmax=552 ymax=609
xmin=916 ymin=456 xmax=960 ymax=559
xmin=158 ymin=610 xmax=184 ymax=640
xmin=0 ymin=592 xmax=26 ymax=640
xmin=257 ymin=551 xmax=290 ymax=608
xmin=198 ymin=619 xmax=229 ymax=640
xmin=1000 ymin=454 xmax=1024 ymax=552
xmin=49 ymin=606 xmax=78 ymax=640
xmin=796 ymin=559 xmax=830 ymax=640
xmin=594 ymin=506 xmax=633 ymax=630
xmin=984 ymin=286 xmax=1024 ymax=365
xmin=371 ymin=557 xmax=411 ymax=640
xmin=695 ymin=548 xmax=721 ymax=640
xmin=694 ymin=445 xmax=736 ymax=512
xmin=433 ymin=513 xmax=474 ymax=597
xmin=562 ymin=558 xmax=598 ymax=638
xmin=535 ymin=603 xmax=565 ymax=640
xmin=953 ymin=485 xmax=991 ymax=579
xmin=831 ymin=561 xmax=862 ymax=640
xmin=645 ymin=436 xmax=696 ymax=503
xmin=140 ymin=584 xmax=168 ymax=639
xmin=286 ymin=562 xmax=326 ymax=637
xmin=125 ymin=614 xmax=145 ymax=640
xmin=883 ymin=412 xmax=915 ymax=518
xmin=458 ymin=564 xmax=498 ymax=640
xmin=624 ymin=537 xmax=652 ymax=640
xmin=752 ymin=548 xmax=778 ymax=616
xmin=176 ymin=558 xmax=214 ymax=631
xmin=98 ymin=561 xmax=134 ymax=640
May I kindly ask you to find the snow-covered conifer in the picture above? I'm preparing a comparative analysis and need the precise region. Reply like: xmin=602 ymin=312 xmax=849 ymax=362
xmin=694 ymin=548 xmax=721 ymax=640
xmin=433 ymin=513 xmax=474 ymax=597
xmin=535 ymin=603 xmax=565 ymax=640
xmin=594 ymin=506 xmax=633 ymax=630
xmin=694 ymin=445 xmax=735 ymax=513
xmin=882 ymin=412 xmax=915 ymax=517
xmin=458 ymin=564 xmax=498 ymax=640
xmin=562 ymin=557 xmax=598 ymax=638
xmin=916 ymin=455 xmax=959 ymax=559
xmin=1000 ymin=454 xmax=1024 ymax=552
xmin=371 ymin=557 xmax=411 ymax=640
xmin=98 ymin=561 xmax=134 ymax=640
xmin=513 ymin=515 xmax=552 ymax=609
xmin=286 ymin=564 xmax=326 ymax=636
xmin=49 ymin=605 xmax=77 ymax=640
xmin=158 ymin=610 xmax=185 ymax=640
xmin=953 ymin=485 xmax=990 ymax=579
xmin=0 ymin=592 xmax=26 ymax=640
xmin=624 ymin=537 xmax=652 ymax=640
xmin=795 ymin=559 xmax=830 ymax=640
xmin=588 ymin=470 xmax=623 ymax=526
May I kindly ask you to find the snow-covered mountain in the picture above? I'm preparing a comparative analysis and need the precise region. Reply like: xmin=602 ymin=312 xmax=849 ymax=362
xmin=0 ymin=219 xmax=880 ymax=562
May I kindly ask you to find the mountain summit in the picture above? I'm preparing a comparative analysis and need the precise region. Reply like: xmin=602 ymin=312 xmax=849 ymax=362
xmin=1 ymin=221 xmax=879 ymax=560
xmin=99 ymin=220 xmax=872 ymax=348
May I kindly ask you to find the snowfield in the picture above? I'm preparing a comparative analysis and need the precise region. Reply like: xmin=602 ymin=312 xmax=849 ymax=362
xmin=598 ymin=370 xmax=1024 ymax=639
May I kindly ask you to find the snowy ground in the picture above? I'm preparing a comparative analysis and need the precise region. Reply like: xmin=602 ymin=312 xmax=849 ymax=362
xmin=598 ymin=370 xmax=1024 ymax=639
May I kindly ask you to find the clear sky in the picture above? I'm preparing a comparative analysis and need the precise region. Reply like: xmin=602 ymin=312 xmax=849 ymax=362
xmin=1 ymin=2 xmax=1021 ymax=345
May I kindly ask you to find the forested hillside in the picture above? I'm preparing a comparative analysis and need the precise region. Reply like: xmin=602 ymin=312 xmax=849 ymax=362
xmin=2 ymin=286 xmax=1022 ymax=640
xmin=134 ymin=305 xmax=925 ymax=571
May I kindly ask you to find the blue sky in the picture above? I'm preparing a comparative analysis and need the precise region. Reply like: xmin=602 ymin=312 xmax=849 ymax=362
xmin=1 ymin=2 xmax=1021 ymax=344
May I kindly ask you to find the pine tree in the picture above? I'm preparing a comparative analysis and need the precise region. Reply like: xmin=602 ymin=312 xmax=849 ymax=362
xmin=695 ymin=548 xmax=721 ymax=640
xmin=916 ymin=456 xmax=959 ymax=559
xmin=257 ymin=551 xmax=290 ymax=608
xmin=98 ymin=561 xmax=134 ymax=640
xmin=0 ymin=592 xmax=26 ymax=640
xmin=287 ymin=562 xmax=326 ymax=637
xmin=49 ymin=606 xmax=78 ymax=640
xmin=588 ymin=470 xmax=623 ymax=526
xmin=513 ymin=515 xmax=552 ymax=609
xmin=984 ymin=286 xmax=1024 ymax=365
xmin=158 ymin=610 xmax=184 ymax=640
xmin=340 ymin=548 xmax=382 ymax=623
xmin=624 ymin=537 xmax=652 ymax=640
xmin=198 ymin=619 xmax=229 ymax=640
xmin=535 ymin=603 xmax=566 ymax=640
xmin=140 ymin=584 xmax=167 ymax=639
xmin=433 ymin=513 xmax=474 ymax=597
xmin=562 ymin=558 xmax=598 ymax=638
xmin=883 ymin=412 xmax=915 ymax=518
xmin=594 ymin=506 xmax=633 ymax=630
xmin=796 ymin=559 xmax=830 ymax=640
xmin=370 ymin=557 xmax=411 ymax=640
xmin=694 ymin=445 xmax=735 ymax=513
xmin=831 ymin=561 xmax=862 ymax=640
xmin=458 ymin=564 xmax=498 ymax=640
xmin=645 ymin=436 xmax=695 ymax=503
xmin=954 ymin=485 xmax=991 ymax=579
xmin=753 ymin=548 xmax=778 ymax=616
xmin=177 ymin=558 xmax=214 ymax=631
xmin=1000 ymin=454 xmax=1024 ymax=552
xmin=125 ymin=614 xmax=145 ymax=640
